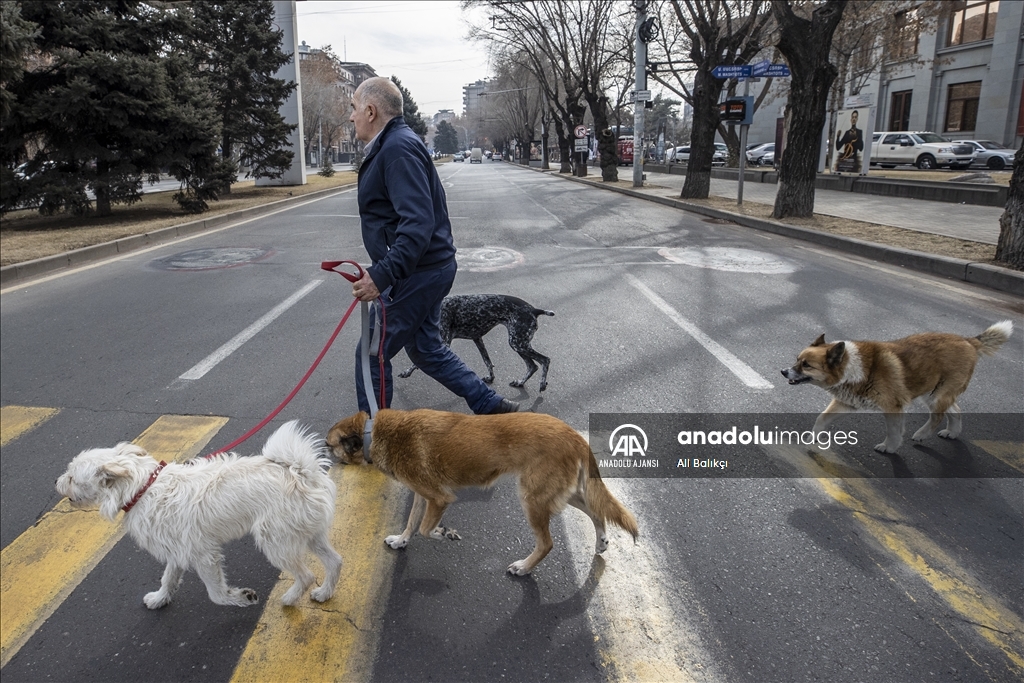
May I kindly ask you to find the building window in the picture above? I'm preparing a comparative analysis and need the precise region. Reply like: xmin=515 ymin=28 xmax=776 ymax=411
xmin=891 ymin=8 xmax=920 ymax=59
xmin=947 ymin=0 xmax=998 ymax=46
xmin=944 ymin=81 xmax=982 ymax=132
xmin=889 ymin=90 xmax=912 ymax=131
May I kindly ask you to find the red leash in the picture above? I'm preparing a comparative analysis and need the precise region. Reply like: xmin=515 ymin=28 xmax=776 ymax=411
xmin=204 ymin=260 xmax=380 ymax=458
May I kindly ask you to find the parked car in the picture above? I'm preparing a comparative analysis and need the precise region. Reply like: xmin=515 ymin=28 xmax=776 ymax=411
xmin=760 ymin=151 xmax=775 ymax=166
xmin=746 ymin=143 xmax=775 ymax=165
xmin=668 ymin=146 xmax=727 ymax=165
xmin=870 ymin=131 xmax=974 ymax=170
xmin=617 ymin=136 xmax=634 ymax=165
xmin=493 ymin=152 xmax=502 ymax=161
xmin=453 ymin=152 xmax=465 ymax=162
xmin=959 ymin=140 xmax=1016 ymax=170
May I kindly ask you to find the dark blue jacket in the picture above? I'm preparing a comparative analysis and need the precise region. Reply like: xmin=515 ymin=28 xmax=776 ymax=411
xmin=358 ymin=116 xmax=456 ymax=292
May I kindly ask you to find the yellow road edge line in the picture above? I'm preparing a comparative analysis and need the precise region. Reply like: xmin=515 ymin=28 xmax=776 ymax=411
xmin=973 ymin=440 xmax=1024 ymax=475
xmin=0 ymin=406 xmax=60 ymax=448
xmin=771 ymin=444 xmax=1024 ymax=675
xmin=230 ymin=465 xmax=405 ymax=683
xmin=0 ymin=414 xmax=227 ymax=667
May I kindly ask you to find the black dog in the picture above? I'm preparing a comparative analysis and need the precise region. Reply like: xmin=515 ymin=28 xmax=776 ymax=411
xmin=399 ymin=295 xmax=554 ymax=391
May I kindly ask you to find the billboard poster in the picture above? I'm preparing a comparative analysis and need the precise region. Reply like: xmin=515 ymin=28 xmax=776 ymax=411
xmin=832 ymin=107 xmax=874 ymax=175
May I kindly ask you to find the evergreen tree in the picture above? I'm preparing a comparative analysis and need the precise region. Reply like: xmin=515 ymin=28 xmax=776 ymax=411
xmin=390 ymin=75 xmax=428 ymax=141
xmin=190 ymin=1 xmax=296 ymax=193
xmin=433 ymin=120 xmax=460 ymax=154
xmin=1 ymin=1 xmax=220 ymax=216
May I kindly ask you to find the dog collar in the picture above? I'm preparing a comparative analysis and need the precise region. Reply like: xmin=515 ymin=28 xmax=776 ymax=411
xmin=122 ymin=461 xmax=167 ymax=513
xmin=362 ymin=418 xmax=374 ymax=464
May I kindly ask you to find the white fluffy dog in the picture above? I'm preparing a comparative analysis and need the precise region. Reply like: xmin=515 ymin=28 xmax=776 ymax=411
xmin=55 ymin=421 xmax=342 ymax=609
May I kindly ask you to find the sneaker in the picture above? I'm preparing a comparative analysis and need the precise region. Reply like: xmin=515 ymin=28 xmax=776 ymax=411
xmin=489 ymin=398 xmax=520 ymax=414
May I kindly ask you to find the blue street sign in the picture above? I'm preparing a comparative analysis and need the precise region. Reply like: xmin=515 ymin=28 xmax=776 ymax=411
xmin=751 ymin=59 xmax=771 ymax=77
xmin=711 ymin=64 xmax=752 ymax=79
xmin=764 ymin=64 xmax=791 ymax=78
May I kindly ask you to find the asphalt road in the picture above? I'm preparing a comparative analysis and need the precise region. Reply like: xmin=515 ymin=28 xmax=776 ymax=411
xmin=2 ymin=160 xmax=1022 ymax=683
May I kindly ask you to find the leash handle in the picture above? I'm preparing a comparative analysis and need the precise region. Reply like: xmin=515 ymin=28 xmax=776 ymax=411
xmin=320 ymin=260 xmax=365 ymax=283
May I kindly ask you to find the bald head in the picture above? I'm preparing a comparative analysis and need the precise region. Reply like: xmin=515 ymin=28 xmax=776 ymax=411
xmin=357 ymin=77 xmax=403 ymax=119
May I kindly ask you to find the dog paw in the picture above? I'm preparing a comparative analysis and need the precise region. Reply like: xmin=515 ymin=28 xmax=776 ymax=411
xmin=144 ymin=591 xmax=171 ymax=609
xmin=595 ymin=534 xmax=609 ymax=554
xmin=506 ymin=560 xmax=533 ymax=576
xmin=398 ymin=369 xmax=413 ymax=379
xmin=482 ymin=376 xmax=494 ymax=384
xmin=509 ymin=380 xmax=524 ymax=388
xmin=310 ymin=585 xmax=334 ymax=603
xmin=240 ymin=588 xmax=259 ymax=605
xmin=937 ymin=429 xmax=959 ymax=440
xmin=385 ymin=535 xmax=408 ymax=549
xmin=438 ymin=526 xmax=461 ymax=541
xmin=874 ymin=442 xmax=899 ymax=454
xmin=539 ymin=383 xmax=547 ymax=392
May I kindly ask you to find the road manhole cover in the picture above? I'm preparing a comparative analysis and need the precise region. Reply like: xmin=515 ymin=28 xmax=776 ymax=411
xmin=459 ymin=247 xmax=525 ymax=272
xmin=154 ymin=247 xmax=273 ymax=271
xmin=658 ymin=246 xmax=795 ymax=274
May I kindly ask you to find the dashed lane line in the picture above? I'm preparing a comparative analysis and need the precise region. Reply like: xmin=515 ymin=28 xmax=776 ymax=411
xmin=625 ymin=273 xmax=774 ymax=390
xmin=0 ymin=414 xmax=227 ymax=667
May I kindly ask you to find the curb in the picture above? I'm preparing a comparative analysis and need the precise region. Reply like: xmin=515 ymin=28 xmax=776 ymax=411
xmin=0 ymin=182 xmax=356 ymax=287
xmin=535 ymin=167 xmax=1022 ymax=296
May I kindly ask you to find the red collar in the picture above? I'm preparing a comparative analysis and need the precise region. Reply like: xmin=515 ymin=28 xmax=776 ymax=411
xmin=122 ymin=461 xmax=167 ymax=513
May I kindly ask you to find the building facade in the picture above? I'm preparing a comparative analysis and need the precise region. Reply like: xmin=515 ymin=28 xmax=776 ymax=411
xmin=737 ymin=0 xmax=1023 ymax=153
xmin=462 ymin=79 xmax=491 ymax=118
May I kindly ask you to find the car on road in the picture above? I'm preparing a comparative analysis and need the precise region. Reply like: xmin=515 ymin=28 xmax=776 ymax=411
xmin=958 ymin=140 xmax=1016 ymax=170
xmin=470 ymin=148 xmax=483 ymax=163
xmin=870 ymin=131 xmax=975 ymax=170
xmin=746 ymin=143 xmax=775 ymax=165
xmin=453 ymin=152 xmax=465 ymax=162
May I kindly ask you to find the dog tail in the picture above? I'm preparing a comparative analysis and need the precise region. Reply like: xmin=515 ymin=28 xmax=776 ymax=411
xmin=262 ymin=420 xmax=332 ymax=475
xmin=532 ymin=308 xmax=555 ymax=318
xmin=972 ymin=320 xmax=1013 ymax=356
xmin=584 ymin=449 xmax=639 ymax=542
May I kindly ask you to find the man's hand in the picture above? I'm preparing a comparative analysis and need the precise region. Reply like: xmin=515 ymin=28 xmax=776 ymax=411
xmin=353 ymin=272 xmax=380 ymax=302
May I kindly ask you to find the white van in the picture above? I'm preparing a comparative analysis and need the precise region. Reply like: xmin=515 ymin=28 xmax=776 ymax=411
xmin=470 ymin=148 xmax=483 ymax=163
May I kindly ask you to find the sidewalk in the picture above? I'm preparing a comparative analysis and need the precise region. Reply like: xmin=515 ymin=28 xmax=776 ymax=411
xmin=639 ymin=171 xmax=1002 ymax=245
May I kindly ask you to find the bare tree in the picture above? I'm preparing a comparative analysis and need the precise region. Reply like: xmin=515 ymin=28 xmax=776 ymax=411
xmin=465 ymin=1 xmax=627 ymax=179
xmin=484 ymin=53 xmax=543 ymax=164
xmin=657 ymin=0 xmax=774 ymax=199
xmin=770 ymin=0 xmax=847 ymax=219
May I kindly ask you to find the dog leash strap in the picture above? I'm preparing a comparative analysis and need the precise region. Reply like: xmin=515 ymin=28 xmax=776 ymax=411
xmin=359 ymin=301 xmax=379 ymax=462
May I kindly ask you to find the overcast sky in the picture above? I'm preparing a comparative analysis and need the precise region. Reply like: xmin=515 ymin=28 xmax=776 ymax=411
xmin=295 ymin=1 xmax=493 ymax=116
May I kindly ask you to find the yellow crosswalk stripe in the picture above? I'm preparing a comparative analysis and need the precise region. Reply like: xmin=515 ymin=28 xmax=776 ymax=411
xmin=0 ymin=406 xmax=60 ymax=447
xmin=0 ymin=414 xmax=228 ymax=667
xmin=973 ymin=440 xmax=1024 ymax=474
xmin=771 ymin=444 xmax=1024 ymax=675
xmin=230 ymin=466 xmax=405 ymax=683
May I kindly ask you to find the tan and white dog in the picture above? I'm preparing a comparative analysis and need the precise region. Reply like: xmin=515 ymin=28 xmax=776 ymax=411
xmin=781 ymin=321 xmax=1013 ymax=453
xmin=326 ymin=409 xmax=638 ymax=575
xmin=56 ymin=421 xmax=342 ymax=609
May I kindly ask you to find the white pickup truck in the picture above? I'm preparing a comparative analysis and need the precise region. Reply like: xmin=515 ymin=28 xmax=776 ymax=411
xmin=870 ymin=131 xmax=975 ymax=170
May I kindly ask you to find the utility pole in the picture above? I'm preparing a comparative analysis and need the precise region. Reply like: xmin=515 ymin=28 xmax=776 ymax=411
xmin=541 ymin=90 xmax=550 ymax=170
xmin=633 ymin=0 xmax=647 ymax=188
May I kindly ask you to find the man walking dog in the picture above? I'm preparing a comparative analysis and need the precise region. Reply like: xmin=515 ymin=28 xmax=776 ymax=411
xmin=348 ymin=77 xmax=518 ymax=415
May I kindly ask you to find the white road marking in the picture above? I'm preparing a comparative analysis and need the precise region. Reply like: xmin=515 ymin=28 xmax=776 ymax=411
xmin=625 ymin=273 xmax=774 ymax=390
xmin=175 ymin=279 xmax=323 ymax=382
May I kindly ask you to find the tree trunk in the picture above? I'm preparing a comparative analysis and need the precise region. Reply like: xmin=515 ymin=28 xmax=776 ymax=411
xmin=553 ymin=117 xmax=572 ymax=173
xmin=771 ymin=0 xmax=847 ymax=219
xmin=585 ymin=92 xmax=618 ymax=182
xmin=94 ymin=159 xmax=111 ymax=217
xmin=681 ymin=68 xmax=722 ymax=199
xmin=996 ymin=140 xmax=1024 ymax=269
xmin=221 ymin=134 xmax=234 ymax=195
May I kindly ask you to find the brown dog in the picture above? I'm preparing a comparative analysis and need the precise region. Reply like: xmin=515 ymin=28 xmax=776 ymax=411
xmin=781 ymin=321 xmax=1013 ymax=453
xmin=326 ymin=409 xmax=638 ymax=575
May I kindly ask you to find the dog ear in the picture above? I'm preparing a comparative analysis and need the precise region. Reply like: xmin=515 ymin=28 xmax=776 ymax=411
xmin=811 ymin=334 xmax=826 ymax=347
xmin=826 ymin=341 xmax=846 ymax=367
xmin=100 ymin=463 xmax=131 ymax=485
xmin=115 ymin=442 xmax=148 ymax=458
